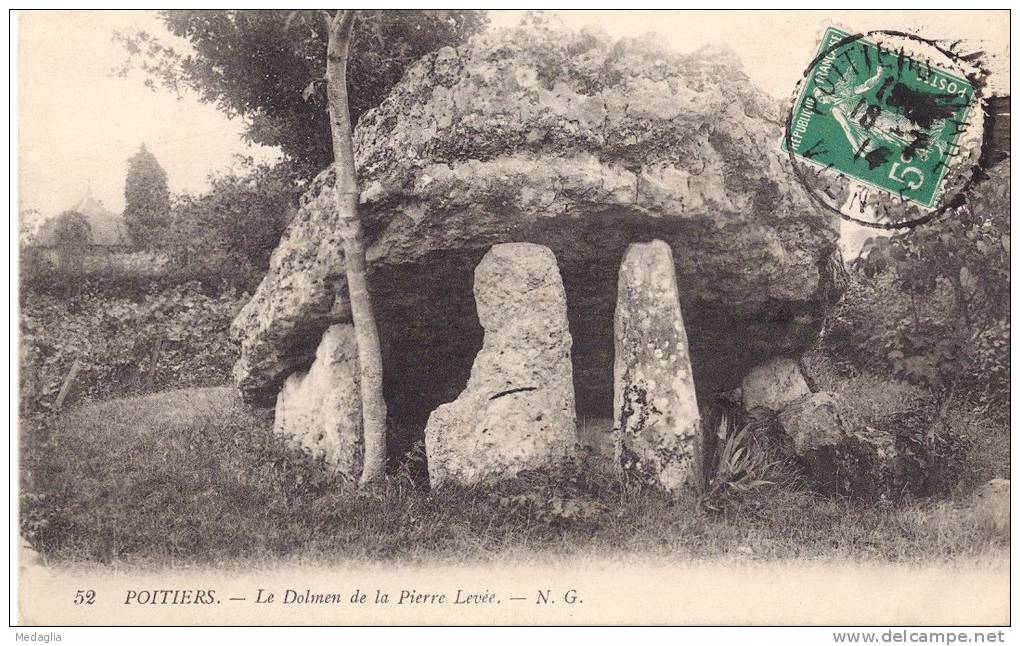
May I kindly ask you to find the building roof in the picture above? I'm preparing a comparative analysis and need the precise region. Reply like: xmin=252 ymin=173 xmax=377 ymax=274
xmin=32 ymin=192 xmax=131 ymax=247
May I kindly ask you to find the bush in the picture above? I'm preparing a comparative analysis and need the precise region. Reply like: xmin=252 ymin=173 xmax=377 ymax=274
xmin=803 ymin=350 xmax=1007 ymax=498
xmin=691 ymin=415 xmax=789 ymax=512
xmin=21 ymin=250 xmax=173 ymax=297
xmin=822 ymin=165 xmax=1009 ymax=410
xmin=162 ymin=162 xmax=298 ymax=291
xmin=123 ymin=144 xmax=171 ymax=248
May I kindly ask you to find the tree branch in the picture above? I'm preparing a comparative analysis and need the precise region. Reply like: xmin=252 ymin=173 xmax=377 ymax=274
xmin=330 ymin=9 xmax=356 ymax=45
xmin=319 ymin=10 xmax=333 ymax=32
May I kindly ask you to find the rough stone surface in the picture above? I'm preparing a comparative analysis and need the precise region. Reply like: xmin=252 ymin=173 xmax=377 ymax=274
xmin=834 ymin=426 xmax=924 ymax=501
xmin=424 ymin=243 xmax=576 ymax=487
xmin=613 ymin=240 xmax=700 ymax=490
xmin=230 ymin=183 xmax=349 ymax=404
xmin=772 ymin=392 xmax=846 ymax=494
xmin=742 ymin=357 xmax=811 ymax=412
xmin=776 ymin=392 xmax=845 ymax=455
xmin=969 ymin=478 xmax=1010 ymax=535
xmin=770 ymin=394 xmax=929 ymax=500
xmin=273 ymin=324 xmax=362 ymax=479
xmin=231 ymin=26 xmax=839 ymax=440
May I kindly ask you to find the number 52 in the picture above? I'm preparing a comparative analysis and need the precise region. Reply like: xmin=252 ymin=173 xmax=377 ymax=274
xmin=74 ymin=589 xmax=95 ymax=605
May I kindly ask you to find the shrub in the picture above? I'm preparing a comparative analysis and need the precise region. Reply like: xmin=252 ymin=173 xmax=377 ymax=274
xmin=161 ymin=162 xmax=298 ymax=291
xmin=822 ymin=164 xmax=1009 ymax=410
xmin=52 ymin=210 xmax=92 ymax=274
xmin=804 ymin=350 xmax=1006 ymax=499
xmin=123 ymin=144 xmax=171 ymax=248
xmin=21 ymin=247 xmax=176 ymax=298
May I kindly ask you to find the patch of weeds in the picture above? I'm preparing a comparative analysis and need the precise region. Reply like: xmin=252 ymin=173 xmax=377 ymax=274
xmin=483 ymin=452 xmax=620 ymax=529
xmin=691 ymin=415 xmax=785 ymax=512
xmin=497 ymin=492 xmax=604 ymax=528
xmin=393 ymin=439 xmax=429 ymax=491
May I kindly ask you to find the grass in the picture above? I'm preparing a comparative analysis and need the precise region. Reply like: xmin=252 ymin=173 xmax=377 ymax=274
xmin=19 ymin=386 xmax=1009 ymax=568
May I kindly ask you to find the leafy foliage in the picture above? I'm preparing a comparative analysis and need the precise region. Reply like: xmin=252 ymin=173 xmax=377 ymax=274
xmin=19 ymin=207 xmax=44 ymax=246
xmin=165 ymin=161 xmax=298 ymax=290
xmin=20 ymin=282 xmax=245 ymax=412
xmin=21 ymin=255 xmax=175 ymax=299
xmin=114 ymin=10 xmax=489 ymax=179
xmin=490 ymin=454 xmax=619 ymax=528
xmin=823 ymin=165 xmax=1010 ymax=408
xmin=496 ymin=492 xmax=605 ymax=527
xmin=51 ymin=210 xmax=92 ymax=247
xmin=50 ymin=210 xmax=92 ymax=275
xmin=123 ymin=144 xmax=171 ymax=248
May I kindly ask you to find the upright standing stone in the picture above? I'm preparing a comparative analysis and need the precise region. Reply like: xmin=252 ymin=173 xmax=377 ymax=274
xmin=614 ymin=240 xmax=700 ymax=491
xmin=425 ymin=243 xmax=577 ymax=487
xmin=274 ymin=324 xmax=363 ymax=480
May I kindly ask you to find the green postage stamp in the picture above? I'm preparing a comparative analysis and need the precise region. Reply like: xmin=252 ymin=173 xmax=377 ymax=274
xmin=783 ymin=27 xmax=979 ymax=212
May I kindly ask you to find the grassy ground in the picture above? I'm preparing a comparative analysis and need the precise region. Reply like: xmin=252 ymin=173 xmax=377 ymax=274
xmin=19 ymin=385 xmax=1009 ymax=568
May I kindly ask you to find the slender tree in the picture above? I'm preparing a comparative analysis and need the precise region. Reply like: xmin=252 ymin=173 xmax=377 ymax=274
xmin=325 ymin=10 xmax=387 ymax=485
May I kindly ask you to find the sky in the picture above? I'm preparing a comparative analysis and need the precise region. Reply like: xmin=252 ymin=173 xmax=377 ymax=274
xmin=16 ymin=9 xmax=1009 ymax=223
xmin=17 ymin=10 xmax=281 ymax=222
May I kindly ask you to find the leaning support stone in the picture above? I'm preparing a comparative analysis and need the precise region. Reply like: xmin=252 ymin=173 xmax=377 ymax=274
xmin=274 ymin=324 xmax=363 ymax=480
xmin=613 ymin=240 xmax=700 ymax=491
xmin=424 ymin=243 xmax=577 ymax=487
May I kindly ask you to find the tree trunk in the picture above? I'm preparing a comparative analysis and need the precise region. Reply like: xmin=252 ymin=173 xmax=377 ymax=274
xmin=325 ymin=9 xmax=388 ymax=486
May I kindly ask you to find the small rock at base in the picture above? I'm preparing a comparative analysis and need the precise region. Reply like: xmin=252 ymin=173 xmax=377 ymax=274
xmin=742 ymin=357 xmax=811 ymax=413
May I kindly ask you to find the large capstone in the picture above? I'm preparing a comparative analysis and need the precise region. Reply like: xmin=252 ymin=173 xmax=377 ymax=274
xmin=424 ymin=243 xmax=576 ymax=487
xmin=231 ymin=25 xmax=839 ymax=454
xmin=273 ymin=324 xmax=362 ymax=480
xmin=613 ymin=240 xmax=700 ymax=491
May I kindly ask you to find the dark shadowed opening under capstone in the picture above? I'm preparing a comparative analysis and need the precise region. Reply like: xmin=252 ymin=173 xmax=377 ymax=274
xmin=370 ymin=212 xmax=828 ymax=469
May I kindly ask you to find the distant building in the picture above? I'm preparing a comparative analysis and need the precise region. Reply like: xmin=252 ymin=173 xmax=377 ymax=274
xmin=23 ymin=190 xmax=143 ymax=277
xmin=30 ymin=189 xmax=132 ymax=249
